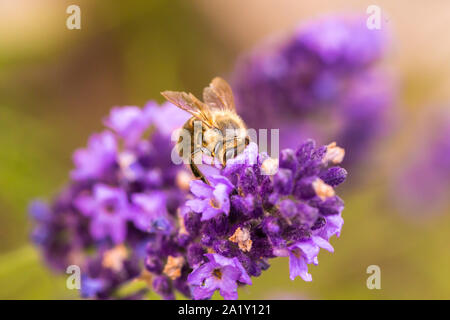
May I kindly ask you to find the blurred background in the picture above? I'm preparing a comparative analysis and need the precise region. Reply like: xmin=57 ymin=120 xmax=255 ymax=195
xmin=1 ymin=0 xmax=449 ymax=299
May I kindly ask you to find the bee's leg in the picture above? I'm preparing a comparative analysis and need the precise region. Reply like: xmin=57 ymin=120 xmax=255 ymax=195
xmin=189 ymin=162 xmax=209 ymax=185
xmin=189 ymin=150 xmax=210 ymax=185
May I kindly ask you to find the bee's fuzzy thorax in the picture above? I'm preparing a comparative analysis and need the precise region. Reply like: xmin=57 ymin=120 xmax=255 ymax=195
xmin=210 ymin=110 xmax=247 ymax=132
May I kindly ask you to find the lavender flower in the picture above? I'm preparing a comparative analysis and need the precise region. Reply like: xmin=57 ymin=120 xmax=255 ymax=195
xmin=74 ymin=184 xmax=131 ymax=244
xmin=144 ymin=140 xmax=347 ymax=300
xmin=31 ymin=81 xmax=349 ymax=300
xmin=231 ymin=16 xmax=393 ymax=168
xmin=393 ymin=108 xmax=450 ymax=216
xmin=71 ymin=131 xmax=117 ymax=181
xmin=132 ymin=192 xmax=172 ymax=234
xmin=30 ymin=101 xmax=190 ymax=299
xmin=186 ymin=177 xmax=234 ymax=221
xmin=81 ymin=276 xmax=106 ymax=298
xmin=187 ymin=253 xmax=252 ymax=300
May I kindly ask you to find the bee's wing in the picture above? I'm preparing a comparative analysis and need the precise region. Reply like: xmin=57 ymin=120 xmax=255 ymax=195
xmin=161 ymin=91 xmax=213 ymax=127
xmin=203 ymin=77 xmax=236 ymax=112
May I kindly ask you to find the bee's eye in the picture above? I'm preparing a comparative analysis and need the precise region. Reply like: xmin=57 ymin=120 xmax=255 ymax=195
xmin=245 ymin=136 xmax=250 ymax=145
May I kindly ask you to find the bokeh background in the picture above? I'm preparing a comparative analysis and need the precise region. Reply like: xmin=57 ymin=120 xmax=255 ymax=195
xmin=1 ymin=0 xmax=449 ymax=299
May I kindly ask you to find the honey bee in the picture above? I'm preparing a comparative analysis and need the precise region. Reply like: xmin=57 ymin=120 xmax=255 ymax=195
xmin=161 ymin=77 xmax=249 ymax=184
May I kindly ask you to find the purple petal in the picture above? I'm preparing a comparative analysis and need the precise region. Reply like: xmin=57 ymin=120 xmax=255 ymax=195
xmin=207 ymin=253 xmax=232 ymax=265
xmin=292 ymin=240 xmax=320 ymax=264
xmin=209 ymin=175 xmax=234 ymax=190
xmin=109 ymin=218 xmax=127 ymax=244
xmin=212 ymin=184 xmax=231 ymax=214
xmin=289 ymin=251 xmax=312 ymax=281
xmin=144 ymin=101 xmax=190 ymax=137
xmin=201 ymin=207 xmax=222 ymax=221
xmin=71 ymin=131 xmax=117 ymax=180
xmin=191 ymin=286 xmax=215 ymax=300
xmin=104 ymin=106 xmax=150 ymax=146
xmin=81 ymin=276 xmax=106 ymax=298
xmin=186 ymin=199 xmax=209 ymax=213
xmin=94 ymin=184 xmax=124 ymax=203
xmin=104 ymin=106 xmax=142 ymax=133
xmin=89 ymin=217 xmax=107 ymax=240
xmin=232 ymin=258 xmax=252 ymax=285
xmin=187 ymin=263 xmax=216 ymax=286
xmin=218 ymin=266 xmax=240 ymax=300
xmin=132 ymin=192 xmax=167 ymax=215
xmin=202 ymin=276 xmax=221 ymax=293
xmin=312 ymin=235 xmax=334 ymax=252
xmin=73 ymin=193 xmax=96 ymax=216
xmin=231 ymin=142 xmax=259 ymax=166
xmin=90 ymin=213 xmax=127 ymax=244
xmin=314 ymin=213 xmax=344 ymax=240
xmin=208 ymin=254 xmax=252 ymax=285
xmin=190 ymin=180 xmax=214 ymax=198
xmin=219 ymin=289 xmax=238 ymax=300
xmin=221 ymin=265 xmax=241 ymax=282
xmin=28 ymin=200 xmax=51 ymax=222
xmin=325 ymin=214 xmax=344 ymax=238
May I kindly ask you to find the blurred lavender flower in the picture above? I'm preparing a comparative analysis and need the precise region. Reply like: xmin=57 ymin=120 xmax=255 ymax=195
xmin=231 ymin=16 xmax=393 ymax=168
xmin=30 ymin=101 xmax=190 ymax=299
xmin=74 ymin=184 xmax=131 ymax=244
xmin=71 ymin=131 xmax=117 ymax=181
xmin=144 ymin=140 xmax=347 ymax=300
xmin=393 ymin=108 xmax=450 ymax=216
xmin=81 ymin=276 xmax=106 ymax=298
